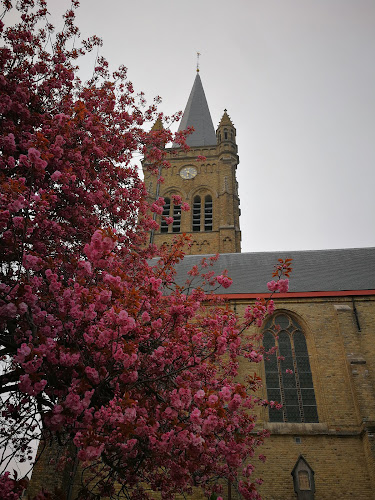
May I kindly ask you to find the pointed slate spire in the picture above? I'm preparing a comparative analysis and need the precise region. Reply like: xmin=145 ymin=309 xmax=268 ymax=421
xmin=175 ymin=73 xmax=217 ymax=147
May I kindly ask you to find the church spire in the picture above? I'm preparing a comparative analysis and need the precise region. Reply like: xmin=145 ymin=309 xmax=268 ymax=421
xmin=175 ymin=73 xmax=217 ymax=147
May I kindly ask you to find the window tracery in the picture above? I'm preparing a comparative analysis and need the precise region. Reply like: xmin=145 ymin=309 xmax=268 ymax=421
xmin=263 ymin=313 xmax=318 ymax=423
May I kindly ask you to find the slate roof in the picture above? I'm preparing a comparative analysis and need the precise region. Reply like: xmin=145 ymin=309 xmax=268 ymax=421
xmin=172 ymin=248 xmax=375 ymax=294
xmin=174 ymin=73 xmax=217 ymax=148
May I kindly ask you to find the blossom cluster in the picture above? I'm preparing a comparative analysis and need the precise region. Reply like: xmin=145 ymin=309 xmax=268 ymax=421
xmin=267 ymin=278 xmax=289 ymax=293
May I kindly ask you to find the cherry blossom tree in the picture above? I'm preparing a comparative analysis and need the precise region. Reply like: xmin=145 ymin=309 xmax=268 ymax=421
xmin=0 ymin=1 xmax=290 ymax=498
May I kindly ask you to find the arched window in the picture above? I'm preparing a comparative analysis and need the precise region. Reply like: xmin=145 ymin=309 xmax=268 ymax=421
xmin=160 ymin=198 xmax=170 ymax=233
xmin=204 ymin=195 xmax=213 ymax=231
xmin=263 ymin=313 xmax=318 ymax=423
xmin=192 ymin=195 xmax=201 ymax=232
xmin=224 ymin=128 xmax=228 ymax=140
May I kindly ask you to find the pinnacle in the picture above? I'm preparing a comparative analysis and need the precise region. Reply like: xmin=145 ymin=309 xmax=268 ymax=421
xmin=218 ymin=109 xmax=234 ymax=127
xmin=151 ymin=117 xmax=164 ymax=132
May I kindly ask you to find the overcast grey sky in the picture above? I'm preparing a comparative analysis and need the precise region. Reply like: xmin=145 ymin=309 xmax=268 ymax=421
xmin=9 ymin=0 xmax=375 ymax=253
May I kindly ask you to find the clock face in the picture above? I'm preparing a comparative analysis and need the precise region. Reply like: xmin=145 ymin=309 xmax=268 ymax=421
xmin=180 ymin=166 xmax=198 ymax=180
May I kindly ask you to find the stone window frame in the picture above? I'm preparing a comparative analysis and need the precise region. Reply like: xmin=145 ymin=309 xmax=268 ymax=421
xmin=263 ymin=312 xmax=319 ymax=424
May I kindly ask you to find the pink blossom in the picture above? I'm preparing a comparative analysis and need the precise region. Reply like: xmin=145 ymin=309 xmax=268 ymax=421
xmin=267 ymin=278 xmax=289 ymax=293
xmin=78 ymin=444 xmax=104 ymax=461
xmin=18 ymin=343 xmax=31 ymax=358
xmin=7 ymin=199 xmax=23 ymax=213
xmin=219 ymin=386 xmax=232 ymax=401
xmin=228 ymin=393 xmax=242 ymax=411
xmin=0 ymin=471 xmax=27 ymax=500
xmin=172 ymin=194 xmax=182 ymax=205
xmin=278 ymin=278 xmax=289 ymax=293
xmin=208 ymin=394 xmax=218 ymax=405
xmin=12 ymin=216 xmax=24 ymax=229
xmin=125 ymin=407 xmax=137 ymax=422
xmin=2 ymin=303 xmax=17 ymax=318
xmin=51 ymin=170 xmax=62 ymax=181
xmin=247 ymin=350 xmax=263 ymax=363
xmin=150 ymin=203 xmax=163 ymax=214
xmin=27 ymin=147 xmax=41 ymax=162
xmin=23 ymin=254 xmax=42 ymax=271
xmin=151 ymin=318 xmax=162 ymax=329
xmin=194 ymin=389 xmax=205 ymax=403
xmin=141 ymin=311 xmax=150 ymax=322
xmin=78 ymin=260 xmax=92 ymax=275
xmin=85 ymin=366 xmax=100 ymax=384
xmin=3 ymin=133 xmax=16 ymax=151
xmin=188 ymin=265 xmax=199 ymax=276
xmin=267 ymin=300 xmax=275 ymax=314
xmin=216 ymin=275 xmax=232 ymax=289
xmin=18 ymin=302 xmax=28 ymax=314
xmin=267 ymin=280 xmax=278 ymax=292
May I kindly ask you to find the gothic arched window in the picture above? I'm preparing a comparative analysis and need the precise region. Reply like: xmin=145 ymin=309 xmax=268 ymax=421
xmin=263 ymin=313 xmax=318 ymax=423
xmin=192 ymin=195 xmax=201 ymax=232
xmin=204 ymin=195 xmax=213 ymax=231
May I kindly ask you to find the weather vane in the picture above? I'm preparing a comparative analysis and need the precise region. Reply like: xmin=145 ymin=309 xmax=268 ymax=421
xmin=196 ymin=52 xmax=201 ymax=72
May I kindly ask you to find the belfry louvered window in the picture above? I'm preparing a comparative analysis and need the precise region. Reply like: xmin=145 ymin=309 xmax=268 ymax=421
xmin=160 ymin=197 xmax=181 ymax=233
xmin=263 ymin=313 xmax=318 ymax=423
xmin=172 ymin=204 xmax=181 ymax=233
xmin=160 ymin=198 xmax=170 ymax=233
xmin=204 ymin=195 xmax=213 ymax=231
xmin=193 ymin=196 xmax=201 ymax=232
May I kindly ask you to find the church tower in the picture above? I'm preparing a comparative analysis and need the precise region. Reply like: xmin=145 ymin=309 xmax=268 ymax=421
xmin=143 ymin=71 xmax=241 ymax=255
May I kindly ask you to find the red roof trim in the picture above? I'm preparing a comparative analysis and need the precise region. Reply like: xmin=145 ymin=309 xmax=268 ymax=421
xmin=216 ymin=290 xmax=375 ymax=300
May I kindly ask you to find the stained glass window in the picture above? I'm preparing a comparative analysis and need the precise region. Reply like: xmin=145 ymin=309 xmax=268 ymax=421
xmin=263 ymin=313 xmax=318 ymax=423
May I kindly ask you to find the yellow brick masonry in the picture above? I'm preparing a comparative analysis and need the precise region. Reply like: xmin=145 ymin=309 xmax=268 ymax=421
xmin=143 ymin=140 xmax=241 ymax=255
